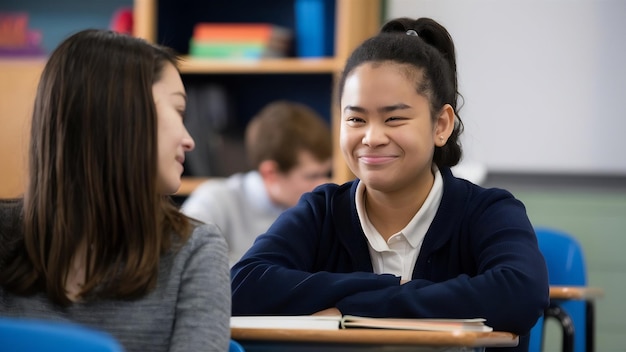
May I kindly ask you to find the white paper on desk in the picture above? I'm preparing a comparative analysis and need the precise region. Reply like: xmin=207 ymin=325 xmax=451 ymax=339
xmin=230 ymin=316 xmax=341 ymax=330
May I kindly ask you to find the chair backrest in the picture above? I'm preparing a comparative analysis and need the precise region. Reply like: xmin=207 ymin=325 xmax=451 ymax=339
xmin=229 ymin=339 xmax=246 ymax=352
xmin=529 ymin=227 xmax=588 ymax=352
xmin=536 ymin=227 xmax=587 ymax=286
xmin=0 ymin=317 xmax=124 ymax=352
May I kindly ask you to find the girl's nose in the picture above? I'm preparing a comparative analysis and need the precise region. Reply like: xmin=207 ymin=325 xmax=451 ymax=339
xmin=362 ymin=124 xmax=388 ymax=147
xmin=183 ymin=128 xmax=195 ymax=151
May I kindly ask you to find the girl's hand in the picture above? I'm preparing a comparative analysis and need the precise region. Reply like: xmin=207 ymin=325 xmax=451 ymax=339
xmin=312 ymin=307 xmax=342 ymax=316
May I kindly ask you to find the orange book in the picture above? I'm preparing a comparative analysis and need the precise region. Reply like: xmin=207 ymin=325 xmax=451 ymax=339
xmin=192 ymin=23 xmax=291 ymax=44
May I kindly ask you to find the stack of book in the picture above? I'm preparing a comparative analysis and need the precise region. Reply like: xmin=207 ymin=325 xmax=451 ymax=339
xmin=189 ymin=23 xmax=292 ymax=59
xmin=0 ymin=12 xmax=44 ymax=57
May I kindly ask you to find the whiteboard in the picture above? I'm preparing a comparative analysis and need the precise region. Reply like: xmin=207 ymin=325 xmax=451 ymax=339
xmin=386 ymin=0 xmax=626 ymax=175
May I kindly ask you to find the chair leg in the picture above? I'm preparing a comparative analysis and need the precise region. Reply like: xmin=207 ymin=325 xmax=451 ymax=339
xmin=545 ymin=304 xmax=575 ymax=352
xmin=586 ymin=301 xmax=595 ymax=352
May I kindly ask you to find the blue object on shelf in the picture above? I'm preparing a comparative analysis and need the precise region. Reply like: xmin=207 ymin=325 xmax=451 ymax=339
xmin=294 ymin=0 xmax=335 ymax=57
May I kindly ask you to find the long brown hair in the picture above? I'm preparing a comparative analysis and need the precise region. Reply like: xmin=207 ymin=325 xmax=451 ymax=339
xmin=0 ymin=29 xmax=192 ymax=305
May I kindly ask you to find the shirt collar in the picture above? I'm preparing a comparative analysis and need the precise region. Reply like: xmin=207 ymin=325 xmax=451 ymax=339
xmin=355 ymin=166 xmax=444 ymax=249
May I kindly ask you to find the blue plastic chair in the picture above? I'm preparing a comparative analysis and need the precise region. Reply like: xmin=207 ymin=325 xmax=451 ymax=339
xmin=229 ymin=339 xmax=246 ymax=352
xmin=0 ymin=317 xmax=124 ymax=352
xmin=529 ymin=227 xmax=588 ymax=352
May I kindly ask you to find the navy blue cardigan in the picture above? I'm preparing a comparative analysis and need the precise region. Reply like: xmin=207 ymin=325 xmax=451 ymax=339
xmin=231 ymin=167 xmax=549 ymax=351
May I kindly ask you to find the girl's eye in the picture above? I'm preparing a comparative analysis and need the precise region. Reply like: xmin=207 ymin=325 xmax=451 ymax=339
xmin=386 ymin=117 xmax=406 ymax=123
xmin=346 ymin=117 xmax=365 ymax=123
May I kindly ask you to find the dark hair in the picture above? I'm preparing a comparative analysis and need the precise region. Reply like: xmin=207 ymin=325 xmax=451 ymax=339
xmin=0 ymin=29 xmax=192 ymax=305
xmin=338 ymin=17 xmax=464 ymax=167
xmin=245 ymin=100 xmax=332 ymax=172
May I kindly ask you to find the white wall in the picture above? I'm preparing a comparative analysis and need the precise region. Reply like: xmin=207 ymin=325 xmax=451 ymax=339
xmin=386 ymin=0 xmax=626 ymax=175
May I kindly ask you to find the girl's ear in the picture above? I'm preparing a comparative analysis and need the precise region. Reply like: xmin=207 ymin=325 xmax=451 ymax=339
xmin=258 ymin=160 xmax=280 ymax=182
xmin=434 ymin=104 xmax=455 ymax=147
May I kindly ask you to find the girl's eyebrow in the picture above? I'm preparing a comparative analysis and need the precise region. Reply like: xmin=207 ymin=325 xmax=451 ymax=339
xmin=343 ymin=105 xmax=367 ymax=114
xmin=343 ymin=103 xmax=411 ymax=114
xmin=379 ymin=103 xmax=411 ymax=113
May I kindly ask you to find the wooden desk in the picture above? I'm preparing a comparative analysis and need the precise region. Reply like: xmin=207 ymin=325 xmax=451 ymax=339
xmin=548 ymin=286 xmax=604 ymax=352
xmin=231 ymin=327 xmax=518 ymax=352
xmin=549 ymin=285 xmax=604 ymax=300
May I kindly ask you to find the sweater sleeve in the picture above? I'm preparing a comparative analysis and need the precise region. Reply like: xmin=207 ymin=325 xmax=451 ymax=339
xmin=169 ymin=224 xmax=231 ymax=352
xmin=231 ymin=189 xmax=401 ymax=316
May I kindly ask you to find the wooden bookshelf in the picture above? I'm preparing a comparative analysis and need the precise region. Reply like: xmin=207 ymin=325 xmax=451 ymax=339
xmin=0 ymin=58 xmax=45 ymax=198
xmin=133 ymin=0 xmax=381 ymax=185
xmin=0 ymin=1 xmax=382 ymax=199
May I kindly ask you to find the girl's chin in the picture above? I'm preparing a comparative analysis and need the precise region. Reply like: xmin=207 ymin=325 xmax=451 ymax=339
xmin=157 ymin=179 xmax=181 ymax=195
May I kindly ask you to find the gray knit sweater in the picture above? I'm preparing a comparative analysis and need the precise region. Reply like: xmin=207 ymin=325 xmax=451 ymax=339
xmin=0 ymin=199 xmax=231 ymax=352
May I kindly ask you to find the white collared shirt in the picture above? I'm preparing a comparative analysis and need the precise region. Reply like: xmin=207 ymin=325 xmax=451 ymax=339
xmin=355 ymin=168 xmax=444 ymax=280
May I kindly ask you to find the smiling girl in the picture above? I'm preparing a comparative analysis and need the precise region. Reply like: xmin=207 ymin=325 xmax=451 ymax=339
xmin=231 ymin=17 xmax=549 ymax=352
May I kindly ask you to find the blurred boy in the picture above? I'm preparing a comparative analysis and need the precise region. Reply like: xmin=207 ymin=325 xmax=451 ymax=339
xmin=182 ymin=100 xmax=332 ymax=265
